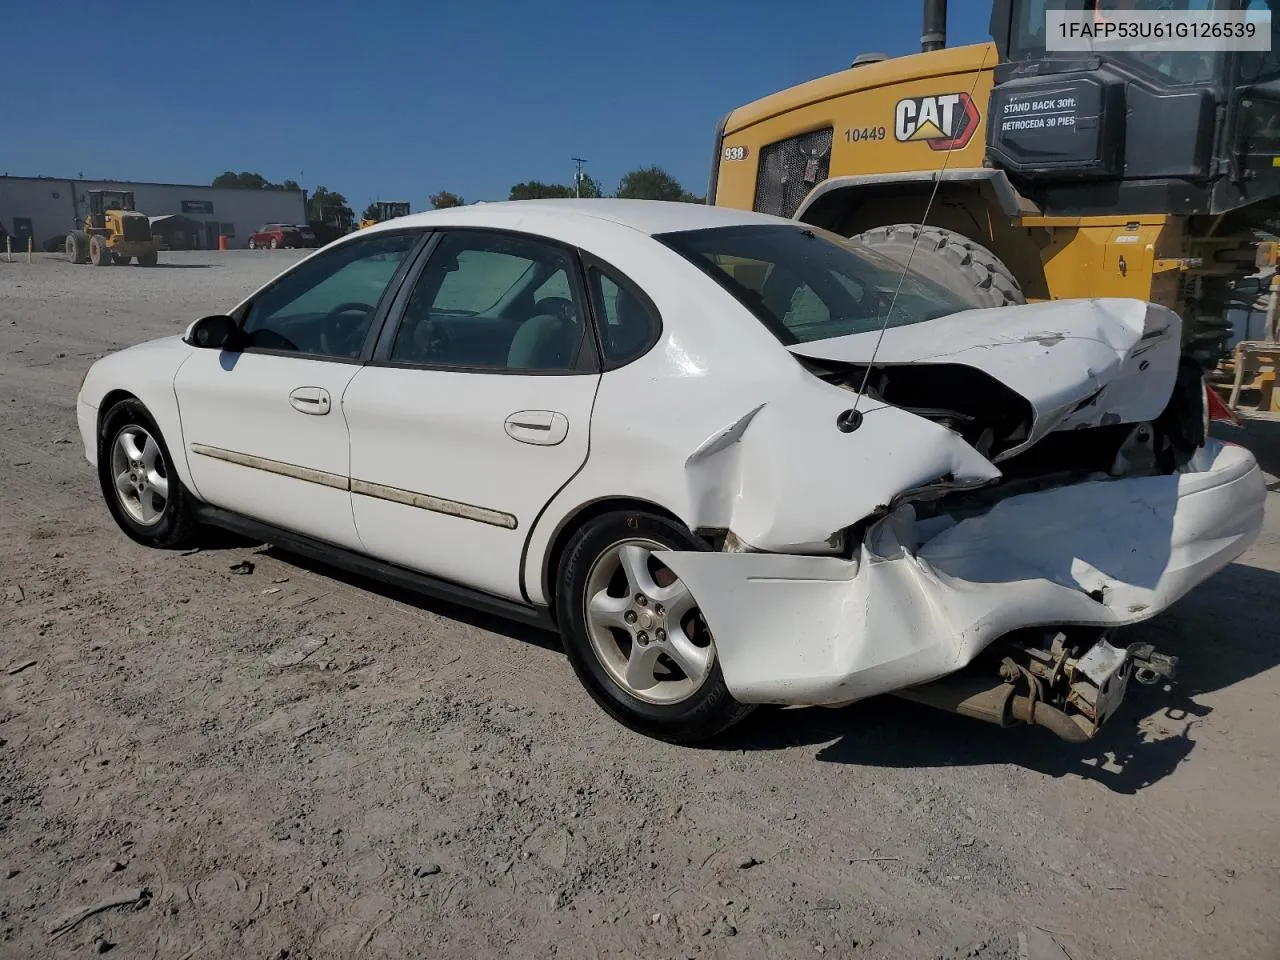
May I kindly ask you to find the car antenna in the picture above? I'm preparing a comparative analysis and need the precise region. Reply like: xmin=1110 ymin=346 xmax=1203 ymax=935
xmin=847 ymin=46 xmax=993 ymax=426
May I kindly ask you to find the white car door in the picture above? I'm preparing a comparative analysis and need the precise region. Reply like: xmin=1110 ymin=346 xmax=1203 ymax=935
xmin=173 ymin=230 xmax=423 ymax=549
xmin=342 ymin=228 xmax=602 ymax=601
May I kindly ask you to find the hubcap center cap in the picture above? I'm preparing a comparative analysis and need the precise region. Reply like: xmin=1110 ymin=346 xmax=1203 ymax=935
xmin=637 ymin=610 xmax=655 ymax=631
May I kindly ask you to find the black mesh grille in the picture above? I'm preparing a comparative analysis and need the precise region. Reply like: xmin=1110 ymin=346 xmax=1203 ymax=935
xmin=752 ymin=127 xmax=834 ymax=219
xmin=121 ymin=216 xmax=152 ymax=242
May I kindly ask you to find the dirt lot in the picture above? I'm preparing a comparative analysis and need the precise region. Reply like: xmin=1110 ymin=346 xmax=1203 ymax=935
xmin=1 ymin=250 xmax=1278 ymax=960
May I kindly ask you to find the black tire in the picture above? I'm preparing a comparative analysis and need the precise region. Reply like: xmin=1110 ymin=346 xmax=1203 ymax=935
xmin=66 ymin=231 xmax=89 ymax=264
xmin=555 ymin=510 xmax=754 ymax=744
xmin=247 ymin=238 xmax=256 ymax=249
xmin=853 ymin=224 xmax=1024 ymax=309
xmin=89 ymin=234 xmax=113 ymax=267
xmin=114 ymin=252 xmax=132 ymax=266
xmin=136 ymin=250 xmax=158 ymax=267
xmin=269 ymin=237 xmax=278 ymax=249
xmin=97 ymin=399 xmax=200 ymax=549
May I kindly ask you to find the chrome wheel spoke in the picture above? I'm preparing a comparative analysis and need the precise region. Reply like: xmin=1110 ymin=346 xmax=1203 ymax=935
xmin=624 ymin=641 xmax=663 ymax=692
xmin=617 ymin=544 xmax=659 ymax=598
xmin=115 ymin=470 xmax=134 ymax=499
xmin=663 ymin=626 xmax=713 ymax=681
xmin=141 ymin=435 xmax=161 ymax=471
xmin=148 ymin=471 xmax=169 ymax=499
xmin=117 ymin=431 xmax=143 ymax=463
xmin=587 ymin=589 xmax=630 ymax=631
xmin=137 ymin=487 xmax=163 ymax=523
xmin=654 ymin=578 xmax=694 ymax=621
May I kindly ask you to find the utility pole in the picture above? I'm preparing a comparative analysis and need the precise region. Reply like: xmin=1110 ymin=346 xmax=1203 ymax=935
xmin=572 ymin=158 xmax=588 ymax=198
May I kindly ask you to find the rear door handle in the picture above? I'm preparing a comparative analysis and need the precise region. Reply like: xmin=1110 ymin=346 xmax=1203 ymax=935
xmin=505 ymin=410 xmax=568 ymax=446
xmin=289 ymin=386 xmax=331 ymax=415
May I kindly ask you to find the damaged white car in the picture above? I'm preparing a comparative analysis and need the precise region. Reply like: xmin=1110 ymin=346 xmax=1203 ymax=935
xmin=76 ymin=199 xmax=1266 ymax=744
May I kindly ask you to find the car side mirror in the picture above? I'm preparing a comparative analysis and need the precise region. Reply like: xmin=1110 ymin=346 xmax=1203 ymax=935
xmin=185 ymin=314 xmax=239 ymax=350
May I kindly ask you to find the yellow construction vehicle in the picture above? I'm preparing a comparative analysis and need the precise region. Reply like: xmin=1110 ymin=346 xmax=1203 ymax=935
xmin=708 ymin=0 xmax=1280 ymax=377
xmin=65 ymin=190 xmax=159 ymax=267
xmin=359 ymin=200 xmax=412 ymax=230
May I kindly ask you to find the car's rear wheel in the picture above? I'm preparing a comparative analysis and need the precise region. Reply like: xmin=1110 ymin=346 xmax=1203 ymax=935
xmin=270 ymin=237 xmax=278 ymax=249
xmin=98 ymin=399 xmax=200 ymax=549
xmin=556 ymin=511 xmax=753 ymax=743
xmin=248 ymin=238 xmax=256 ymax=249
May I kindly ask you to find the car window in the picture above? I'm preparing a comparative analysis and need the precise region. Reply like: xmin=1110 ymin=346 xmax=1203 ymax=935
xmin=433 ymin=249 xmax=537 ymax=313
xmin=657 ymin=224 xmax=972 ymax=346
xmin=390 ymin=230 xmax=589 ymax=372
xmin=240 ymin=231 xmax=418 ymax=359
xmin=588 ymin=266 xmax=660 ymax=365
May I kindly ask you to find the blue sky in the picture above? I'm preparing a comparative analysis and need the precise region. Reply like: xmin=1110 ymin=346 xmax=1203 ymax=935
xmin=1 ymin=0 xmax=991 ymax=212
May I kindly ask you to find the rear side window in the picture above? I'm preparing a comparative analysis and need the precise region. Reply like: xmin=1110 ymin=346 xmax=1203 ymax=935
xmin=657 ymin=223 xmax=972 ymax=346
xmin=587 ymin=265 xmax=660 ymax=367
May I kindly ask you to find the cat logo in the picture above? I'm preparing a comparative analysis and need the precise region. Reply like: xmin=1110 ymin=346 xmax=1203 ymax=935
xmin=894 ymin=92 xmax=980 ymax=150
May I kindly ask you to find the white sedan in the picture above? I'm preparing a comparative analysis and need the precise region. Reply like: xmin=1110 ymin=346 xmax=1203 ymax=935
xmin=76 ymin=199 xmax=1266 ymax=744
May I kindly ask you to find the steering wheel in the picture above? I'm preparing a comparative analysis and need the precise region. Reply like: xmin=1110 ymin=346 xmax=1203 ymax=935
xmin=320 ymin=302 xmax=374 ymax=357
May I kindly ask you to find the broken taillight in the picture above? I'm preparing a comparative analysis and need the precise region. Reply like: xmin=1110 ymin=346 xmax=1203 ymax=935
xmin=1203 ymin=379 xmax=1242 ymax=427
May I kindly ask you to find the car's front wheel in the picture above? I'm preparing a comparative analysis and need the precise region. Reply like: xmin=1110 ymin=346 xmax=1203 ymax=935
xmin=98 ymin=398 xmax=200 ymax=549
xmin=556 ymin=511 xmax=753 ymax=744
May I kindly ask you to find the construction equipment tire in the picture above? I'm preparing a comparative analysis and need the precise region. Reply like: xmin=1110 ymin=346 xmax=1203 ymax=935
xmin=853 ymin=224 xmax=1024 ymax=309
xmin=136 ymin=251 xmax=158 ymax=267
xmin=89 ymin=234 xmax=113 ymax=267
xmin=66 ymin=231 xmax=89 ymax=264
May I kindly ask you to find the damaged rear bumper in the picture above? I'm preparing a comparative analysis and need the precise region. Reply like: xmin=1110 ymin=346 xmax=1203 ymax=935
xmin=656 ymin=439 xmax=1265 ymax=708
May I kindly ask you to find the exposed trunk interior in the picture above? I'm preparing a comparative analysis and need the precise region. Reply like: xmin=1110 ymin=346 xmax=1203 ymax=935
xmin=797 ymin=353 xmax=1209 ymax=521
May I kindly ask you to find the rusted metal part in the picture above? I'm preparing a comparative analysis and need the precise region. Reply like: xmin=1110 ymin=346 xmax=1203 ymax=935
xmin=896 ymin=630 xmax=1173 ymax=743
xmin=894 ymin=675 xmax=1019 ymax=727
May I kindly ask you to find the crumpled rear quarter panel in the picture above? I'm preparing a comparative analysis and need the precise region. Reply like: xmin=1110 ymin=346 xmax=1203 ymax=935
xmin=656 ymin=440 xmax=1266 ymax=705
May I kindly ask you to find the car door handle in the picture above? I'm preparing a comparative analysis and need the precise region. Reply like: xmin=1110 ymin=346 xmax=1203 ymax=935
xmin=289 ymin=386 xmax=331 ymax=415
xmin=504 ymin=410 xmax=568 ymax=446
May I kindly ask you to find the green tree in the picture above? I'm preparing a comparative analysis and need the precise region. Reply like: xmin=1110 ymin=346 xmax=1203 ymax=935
xmin=211 ymin=171 xmax=303 ymax=192
xmin=310 ymin=186 xmax=354 ymax=230
xmin=508 ymin=174 xmax=602 ymax=200
xmin=430 ymin=190 xmax=466 ymax=209
xmin=360 ymin=202 xmax=381 ymax=222
xmin=574 ymin=173 xmax=603 ymax=198
xmin=616 ymin=166 xmax=701 ymax=202
xmin=509 ymin=181 xmax=575 ymax=201
xmin=212 ymin=171 xmax=272 ymax=190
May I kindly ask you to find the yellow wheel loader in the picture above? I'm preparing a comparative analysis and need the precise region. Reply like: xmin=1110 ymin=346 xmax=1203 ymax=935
xmin=65 ymin=190 xmax=159 ymax=267
xmin=359 ymin=200 xmax=411 ymax=230
xmin=708 ymin=0 xmax=1280 ymax=379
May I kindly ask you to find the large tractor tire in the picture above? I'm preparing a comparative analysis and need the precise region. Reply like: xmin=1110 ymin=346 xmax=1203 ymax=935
xmin=853 ymin=224 xmax=1024 ymax=309
xmin=89 ymin=234 xmax=113 ymax=267
xmin=136 ymin=250 xmax=158 ymax=267
xmin=65 ymin=231 xmax=89 ymax=264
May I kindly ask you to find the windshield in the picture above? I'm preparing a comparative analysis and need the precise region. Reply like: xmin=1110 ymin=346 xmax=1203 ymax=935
xmin=1010 ymin=0 xmax=1223 ymax=86
xmin=656 ymin=224 xmax=975 ymax=346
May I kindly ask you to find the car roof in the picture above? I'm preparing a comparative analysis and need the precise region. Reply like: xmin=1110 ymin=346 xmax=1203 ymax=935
xmin=358 ymin=198 xmax=796 ymax=239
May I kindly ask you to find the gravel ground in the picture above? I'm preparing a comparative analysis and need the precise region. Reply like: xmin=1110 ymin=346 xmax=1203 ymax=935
xmin=2 ymin=250 xmax=1278 ymax=960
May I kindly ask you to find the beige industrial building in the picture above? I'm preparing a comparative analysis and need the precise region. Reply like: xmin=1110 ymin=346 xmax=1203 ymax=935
xmin=0 ymin=176 xmax=307 ymax=251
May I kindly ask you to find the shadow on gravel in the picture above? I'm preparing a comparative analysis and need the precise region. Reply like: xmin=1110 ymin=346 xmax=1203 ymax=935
xmin=716 ymin=558 xmax=1280 ymax=795
xmin=251 ymin=544 xmax=563 ymax=653
xmin=147 ymin=263 xmax=217 ymax=269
